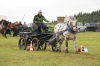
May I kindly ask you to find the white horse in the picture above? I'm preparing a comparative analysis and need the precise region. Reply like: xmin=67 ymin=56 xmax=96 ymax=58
xmin=54 ymin=16 xmax=78 ymax=53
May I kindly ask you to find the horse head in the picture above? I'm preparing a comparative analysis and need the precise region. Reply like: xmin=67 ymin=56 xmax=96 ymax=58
xmin=65 ymin=16 xmax=77 ymax=32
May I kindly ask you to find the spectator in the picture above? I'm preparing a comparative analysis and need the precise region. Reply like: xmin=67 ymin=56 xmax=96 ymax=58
xmin=24 ymin=22 xmax=26 ymax=26
xmin=18 ymin=21 xmax=22 ymax=25
xmin=6 ymin=22 xmax=11 ymax=36
xmin=98 ymin=22 xmax=100 ymax=31
xmin=97 ymin=22 xmax=100 ymax=31
xmin=15 ymin=21 xmax=19 ymax=26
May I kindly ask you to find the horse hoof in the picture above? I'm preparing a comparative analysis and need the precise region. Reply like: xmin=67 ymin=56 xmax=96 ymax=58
xmin=56 ymin=48 xmax=61 ymax=52
xmin=65 ymin=49 xmax=68 ymax=53
xmin=57 ymin=49 xmax=61 ymax=52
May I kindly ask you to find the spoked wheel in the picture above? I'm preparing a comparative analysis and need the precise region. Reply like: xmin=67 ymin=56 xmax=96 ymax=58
xmin=52 ymin=43 xmax=59 ymax=51
xmin=19 ymin=37 xmax=27 ymax=50
xmin=39 ymin=41 xmax=47 ymax=50
xmin=32 ymin=37 xmax=39 ymax=51
xmin=51 ymin=34 xmax=59 ymax=51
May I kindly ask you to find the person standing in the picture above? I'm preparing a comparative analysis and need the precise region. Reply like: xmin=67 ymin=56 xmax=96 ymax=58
xmin=24 ymin=22 xmax=26 ymax=26
xmin=97 ymin=22 xmax=100 ymax=31
xmin=98 ymin=22 xmax=100 ymax=31
xmin=6 ymin=22 xmax=11 ymax=36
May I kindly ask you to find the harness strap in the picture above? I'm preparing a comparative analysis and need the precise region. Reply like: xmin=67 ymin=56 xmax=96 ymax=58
xmin=59 ymin=24 xmax=77 ymax=35
xmin=67 ymin=24 xmax=77 ymax=34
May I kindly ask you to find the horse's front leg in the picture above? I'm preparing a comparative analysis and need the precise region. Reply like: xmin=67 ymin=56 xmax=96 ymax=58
xmin=3 ymin=30 xmax=7 ymax=38
xmin=73 ymin=37 xmax=78 ymax=54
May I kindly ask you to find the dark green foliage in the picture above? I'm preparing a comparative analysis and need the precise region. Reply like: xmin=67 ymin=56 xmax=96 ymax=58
xmin=75 ymin=10 xmax=100 ymax=23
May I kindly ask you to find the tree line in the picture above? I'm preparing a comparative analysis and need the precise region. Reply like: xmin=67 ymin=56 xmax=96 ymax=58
xmin=74 ymin=10 xmax=100 ymax=23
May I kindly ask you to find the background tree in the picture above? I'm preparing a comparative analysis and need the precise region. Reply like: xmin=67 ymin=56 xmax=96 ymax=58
xmin=75 ymin=10 xmax=100 ymax=23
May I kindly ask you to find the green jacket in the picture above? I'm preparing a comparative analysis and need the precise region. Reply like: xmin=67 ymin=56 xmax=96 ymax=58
xmin=33 ymin=14 xmax=48 ymax=23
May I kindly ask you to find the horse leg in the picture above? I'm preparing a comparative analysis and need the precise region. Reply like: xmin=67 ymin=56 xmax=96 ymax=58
xmin=5 ymin=34 xmax=7 ymax=38
xmin=13 ymin=29 xmax=17 ymax=37
xmin=4 ymin=32 xmax=7 ymax=38
xmin=8 ymin=29 xmax=11 ymax=36
xmin=65 ymin=41 xmax=68 ymax=53
xmin=2 ymin=32 xmax=7 ymax=38
xmin=58 ymin=37 xmax=64 ymax=52
xmin=1 ymin=32 xmax=4 ymax=37
xmin=58 ymin=41 xmax=62 ymax=52
xmin=73 ymin=38 xmax=78 ymax=54
xmin=1 ymin=30 xmax=7 ymax=38
xmin=13 ymin=31 xmax=15 ymax=37
xmin=3 ymin=29 xmax=7 ymax=38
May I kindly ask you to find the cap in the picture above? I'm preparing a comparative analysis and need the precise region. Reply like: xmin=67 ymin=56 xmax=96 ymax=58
xmin=38 ymin=10 xmax=42 ymax=13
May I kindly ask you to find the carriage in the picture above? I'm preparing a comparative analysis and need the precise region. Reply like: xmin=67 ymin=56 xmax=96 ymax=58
xmin=18 ymin=24 xmax=54 ymax=51
xmin=18 ymin=16 xmax=78 ymax=53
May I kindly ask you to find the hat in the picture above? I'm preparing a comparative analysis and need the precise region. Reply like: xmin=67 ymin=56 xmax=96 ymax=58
xmin=38 ymin=10 xmax=42 ymax=13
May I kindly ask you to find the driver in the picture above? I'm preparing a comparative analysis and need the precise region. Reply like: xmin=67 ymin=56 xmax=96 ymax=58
xmin=33 ymin=10 xmax=49 ymax=33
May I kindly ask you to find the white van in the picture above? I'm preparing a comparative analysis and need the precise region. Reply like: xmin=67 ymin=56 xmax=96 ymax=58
xmin=77 ymin=22 xmax=87 ymax=32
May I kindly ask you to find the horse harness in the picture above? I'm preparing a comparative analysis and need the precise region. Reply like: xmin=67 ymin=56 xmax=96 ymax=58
xmin=59 ymin=23 xmax=77 ymax=35
xmin=67 ymin=24 xmax=77 ymax=34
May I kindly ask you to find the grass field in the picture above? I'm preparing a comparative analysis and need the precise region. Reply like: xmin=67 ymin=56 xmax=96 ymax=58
xmin=47 ymin=24 xmax=55 ymax=28
xmin=0 ymin=32 xmax=100 ymax=66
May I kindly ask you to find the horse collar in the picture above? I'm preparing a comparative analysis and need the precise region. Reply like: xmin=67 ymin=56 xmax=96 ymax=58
xmin=67 ymin=24 xmax=77 ymax=34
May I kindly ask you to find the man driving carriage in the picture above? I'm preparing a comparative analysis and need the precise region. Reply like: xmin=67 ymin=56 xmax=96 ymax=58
xmin=33 ymin=10 xmax=49 ymax=33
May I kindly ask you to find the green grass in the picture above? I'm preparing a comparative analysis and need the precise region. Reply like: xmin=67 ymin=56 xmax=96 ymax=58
xmin=47 ymin=24 xmax=55 ymax=28
xmin=0 ymin=32 xmax=100 ymax=66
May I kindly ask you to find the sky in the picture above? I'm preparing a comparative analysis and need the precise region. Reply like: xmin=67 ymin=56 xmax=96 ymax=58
xmin=0 ymin=0 xmax=100 ymax=24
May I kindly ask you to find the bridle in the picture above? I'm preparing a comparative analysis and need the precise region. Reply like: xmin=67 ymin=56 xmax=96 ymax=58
xmin=67 ymin=21 xmax=77 ymax=34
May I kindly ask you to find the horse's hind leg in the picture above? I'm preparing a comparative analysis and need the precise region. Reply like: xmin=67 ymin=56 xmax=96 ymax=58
xmin=58 ymin=39 xmax=63 ymax=52
xmin=65 ymin=41 xmax=68 ymax=53
xmin=4 ymin=31 xmax=7 ymax=38
xmin=56 ymin=41 xmax=61 ymax=52
xmin=1 ymin=32 xmax=7 ymax=38
xmin=1 ymin=32 xmax=4 ymax=36
xmin=4 ymin=33 xmax=7 ymax=38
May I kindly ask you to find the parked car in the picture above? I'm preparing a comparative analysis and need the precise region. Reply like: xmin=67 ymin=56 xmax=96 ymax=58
xmin=77 ymin=22 xmax=87 ymax=32
xmin=85 ymin=23 xmax=100 ymax=32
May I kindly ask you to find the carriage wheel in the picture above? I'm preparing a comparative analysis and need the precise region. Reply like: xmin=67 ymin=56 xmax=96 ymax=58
xmin=32 ymin=37 xmax=39 ymax=51
xmin=51 ymin=34 xmax=59 ymax=51
xmin=52 ymin=43 xmax=59 ymax=51
xmin=39 ymin=41 xmax=47 ymax=50
xmin=19 ymin=37 xmax=27 ymax=50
